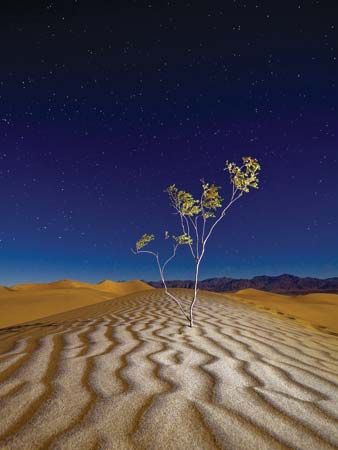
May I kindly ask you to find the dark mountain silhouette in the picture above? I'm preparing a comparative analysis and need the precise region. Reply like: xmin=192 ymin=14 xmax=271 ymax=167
xmin=147 ymin=274 xmax=338 ymax=294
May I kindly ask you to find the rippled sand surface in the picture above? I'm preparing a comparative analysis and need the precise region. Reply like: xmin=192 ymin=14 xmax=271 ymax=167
xmin=0 ymin=289 xmax=337 ymax=450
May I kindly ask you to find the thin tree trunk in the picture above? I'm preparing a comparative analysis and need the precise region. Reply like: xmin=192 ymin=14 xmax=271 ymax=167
xmin=187 ymin=191 xmax=243 ymax=326
xmin=189 ymin=259 xmax=200 ymax=327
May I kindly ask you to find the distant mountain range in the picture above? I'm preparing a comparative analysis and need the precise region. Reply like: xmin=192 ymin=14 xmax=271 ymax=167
xmin=148 ymin=274 xmax=338 ymax=294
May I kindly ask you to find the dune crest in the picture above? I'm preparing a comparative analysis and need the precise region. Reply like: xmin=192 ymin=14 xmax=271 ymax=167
xmin=11 ymin=279 xmax=92 ymax=291
xmin=0 ymin=289 xmax=337 ymax=449
xmin=10 ymin=278 xmax=152 ymax=293
xmin=96 ymin=279 xmax=153 ymax=294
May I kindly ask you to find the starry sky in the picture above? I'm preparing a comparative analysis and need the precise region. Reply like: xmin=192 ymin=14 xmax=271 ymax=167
xmin=0 ymin=1 xmax=337 ymax=285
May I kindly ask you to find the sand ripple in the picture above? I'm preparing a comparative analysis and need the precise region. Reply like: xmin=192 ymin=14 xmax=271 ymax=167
xmin=0 ymin=289 xmax=337 ymax=450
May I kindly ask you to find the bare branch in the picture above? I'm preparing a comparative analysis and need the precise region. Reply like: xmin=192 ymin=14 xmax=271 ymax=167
xmin=162 ymin=244 xmax=179 ymax=274
xmin=203 ymin=191 xmax=243 ymax=247
xmin=181 ymin=213 xmax=195 ymax=258
xmin=132 ymin=244 xmax=189 ymax=321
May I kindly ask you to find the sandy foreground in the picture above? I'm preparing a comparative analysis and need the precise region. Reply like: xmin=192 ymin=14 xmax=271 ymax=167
xmin=0 ymin=288 xmax=337 ymax=450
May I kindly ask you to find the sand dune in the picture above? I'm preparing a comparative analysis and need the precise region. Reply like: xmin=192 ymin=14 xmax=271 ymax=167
xmin=11 ymin=279 xmax=151 ymax=294
xmin=11 ymin=280 xmax=97 ymax=291
xmin=0 ymin=288 xmax=337 ymax=449
xmin=0 ymin=280 xmax=153 ymax=329
xmin=0 ymin=287 xmax=10 ymax=293
xmin=95 ymin=279 xmax=154 ymax=296
xmin=226 ymin=288 xmax=338 ymax=334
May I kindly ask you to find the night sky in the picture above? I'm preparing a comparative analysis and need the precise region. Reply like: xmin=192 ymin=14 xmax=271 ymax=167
xmin=0 ymin=1 xmax=337 ymax=285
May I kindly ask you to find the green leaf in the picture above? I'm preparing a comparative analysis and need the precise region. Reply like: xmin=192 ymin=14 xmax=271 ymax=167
xmin=202 ymin=182 xmax=223 ymax=213
xmin=225 ymin=156 xmax=261 ymax=193
xmin=173 ymin=233 xmax=193 ymax=245
xmin=136 ymin=233 xmax=155 ymax=250
xmin=166 ymin=185 xmax=201 ymax=216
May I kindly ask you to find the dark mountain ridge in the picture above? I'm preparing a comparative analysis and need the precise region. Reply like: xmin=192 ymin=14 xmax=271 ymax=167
xmin=147 ymin=274 xmax=338 ymax=294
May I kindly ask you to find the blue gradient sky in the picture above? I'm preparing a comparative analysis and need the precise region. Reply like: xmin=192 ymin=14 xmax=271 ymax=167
xmin=0 ymin=1 xmax=337 ymax=285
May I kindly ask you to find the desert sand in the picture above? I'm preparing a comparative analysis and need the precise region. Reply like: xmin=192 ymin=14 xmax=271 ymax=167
xmin=226 ymin=288 xmax=338 ymax=334
xmin=0 ymin=280 xmax=152 ymax=329
xmin=0 ymin=288 xmax=337 ymax=449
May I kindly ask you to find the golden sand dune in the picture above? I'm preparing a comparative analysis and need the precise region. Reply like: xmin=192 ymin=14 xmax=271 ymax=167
xmin=95 ymin=279 xmax=154 ymax=296
xmin=226 ymin=288 xmax=338 ymax=334
xmin=11 ymin=279 xmax=151 ymax=294
xmin=0 ymin=280 xmax=153 ymax=329
xmin=0 ymin=289 xmax=337 ymax=449
xmin=11 ymin=280 xmax=96 ymax=291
